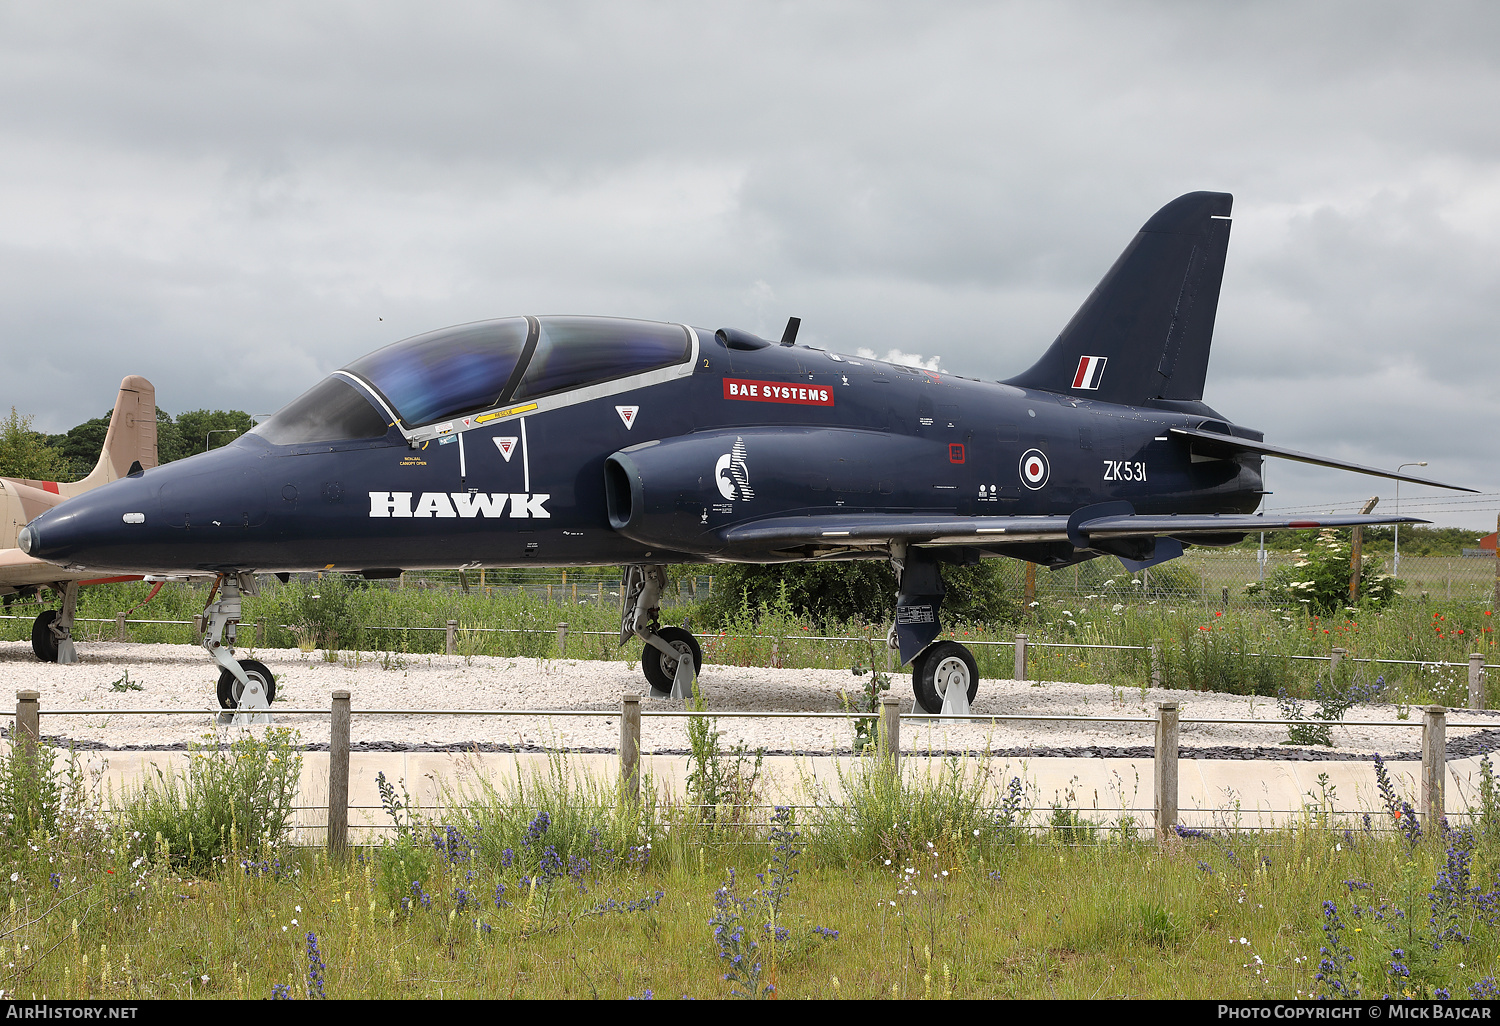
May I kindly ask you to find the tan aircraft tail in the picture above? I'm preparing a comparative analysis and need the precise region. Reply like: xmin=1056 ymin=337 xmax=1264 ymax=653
xmin=58 ymin=376 xmax=158 ymax=498
xmin=1 ymin=378 xmax=159 ymax=549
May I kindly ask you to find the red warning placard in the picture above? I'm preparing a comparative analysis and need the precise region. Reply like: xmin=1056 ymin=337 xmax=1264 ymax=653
xmin=722 ymin=378 xmax=835 ymax=406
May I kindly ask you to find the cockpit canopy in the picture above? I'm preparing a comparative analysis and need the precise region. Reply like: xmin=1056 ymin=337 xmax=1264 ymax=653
xmin=253 ymin=315 xmax=693 ymax=445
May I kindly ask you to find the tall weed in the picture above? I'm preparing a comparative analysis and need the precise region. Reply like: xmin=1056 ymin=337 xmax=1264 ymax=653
xmin=120 ymin=729 xmax=303 ymax=874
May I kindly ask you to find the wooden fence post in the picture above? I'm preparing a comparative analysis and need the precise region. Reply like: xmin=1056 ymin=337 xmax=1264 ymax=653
xmin=15 ymin=691 xmax=39 ymax=765
xmin=192 ymin=614 xmax=204 ymax=640
xmin=1013 ymin=634 xmax=1028 ymax=682
xmin=1023 ymin=562 xmax=1036 ymax=608
xmin=256 ymin=620 xmax=266 ymax=647
xmin=328 ymin=690 xmax=350 ymax=860
xmin=445 ymin=619 xmax=457 ymax=656
xmin=771 ymin=638 xmax=780 ymax=669
xmin=1155 ymin=701 xmax=1179 ymax=841
xmin=879 ymin=693 xmax=901 ymax=781
xmin=1470 ymin=654 xmax=1486 ymax=711
xmin=620 ymin=693 xmax=641 ymax=803
xmin=556 ymin=623 xmax=568 ymax=658
xmin=1330 ymin=647 xmax=1345 ymax=675
xmin=115 ymin=612 xmax=127 ymax=642
xmin=1150 ymin=642 xmax=1162 ymax=688
xmin=1422 ymin=705 xmax=1447 ymax=832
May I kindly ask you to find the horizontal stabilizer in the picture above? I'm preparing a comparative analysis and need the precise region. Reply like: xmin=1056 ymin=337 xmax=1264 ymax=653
xmin=1168 ymin=428 xmax=1476 ymax=492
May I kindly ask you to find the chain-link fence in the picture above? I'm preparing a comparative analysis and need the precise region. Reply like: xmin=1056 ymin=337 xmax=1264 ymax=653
xmin=288 ymin=547 xmax=1495 ymax=613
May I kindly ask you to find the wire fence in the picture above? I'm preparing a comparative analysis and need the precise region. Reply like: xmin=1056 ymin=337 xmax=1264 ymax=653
xmin=8 ymin=690 xmax=1499 ymax=849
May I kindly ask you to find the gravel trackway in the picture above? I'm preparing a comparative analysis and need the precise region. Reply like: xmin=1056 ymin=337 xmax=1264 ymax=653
xmin=3 ymin=640 xmax=1497 ymax=763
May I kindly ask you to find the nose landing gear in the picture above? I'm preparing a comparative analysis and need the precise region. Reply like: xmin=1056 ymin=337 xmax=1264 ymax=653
xmin=30 ymin=582 xmax=80 ymax=664
xmin=620 ymin=564 xmax=702 ymax=699
xmin=202 ymin=573 xmax=275 ymax=725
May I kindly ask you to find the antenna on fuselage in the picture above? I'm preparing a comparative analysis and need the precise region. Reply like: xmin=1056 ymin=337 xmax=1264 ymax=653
xmin=779 ymin=317 xmax=801 ymax=346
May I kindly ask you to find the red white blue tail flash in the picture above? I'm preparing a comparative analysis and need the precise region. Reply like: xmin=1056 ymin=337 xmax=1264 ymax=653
xmin=1072 ymin=355 xmax=1108 ymax=390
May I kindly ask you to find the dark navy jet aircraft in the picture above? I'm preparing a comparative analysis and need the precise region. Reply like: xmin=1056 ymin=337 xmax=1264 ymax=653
xmin=18 ymin=192 xmax=1473 ymax=714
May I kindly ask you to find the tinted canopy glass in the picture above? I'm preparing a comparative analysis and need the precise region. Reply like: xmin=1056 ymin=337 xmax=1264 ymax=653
xmin=511 ymin=317 xmax=691 ymax=401
xmin=345 ymin=318 xmax=530 ymax=427
xmin=252 ymin=376 xmax=391 ymax=445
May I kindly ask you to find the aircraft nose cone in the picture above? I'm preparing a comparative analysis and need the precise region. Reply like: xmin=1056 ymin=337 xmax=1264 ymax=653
xmin=16 ymin=525 xmax=33 ymax=556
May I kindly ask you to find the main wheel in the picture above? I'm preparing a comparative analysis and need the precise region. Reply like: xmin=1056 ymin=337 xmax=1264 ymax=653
xmin=912 ymin=641 xmax=979 ymax=714
xmin=217 ymin=658 xmax=277 ymax=709
xmin=31 ymin=610 xmax=59 ymax=663
xmin=640 ymin=626 xmax=703 ymax=692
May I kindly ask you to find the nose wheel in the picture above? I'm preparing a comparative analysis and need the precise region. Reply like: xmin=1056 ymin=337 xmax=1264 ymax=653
xmin=640 ymin=626 xmax=702 ymax=694
xmin=912 ymin=641 xmax=979 ymax=714
xmin=217 ymin=658 xmax=277 ymax=709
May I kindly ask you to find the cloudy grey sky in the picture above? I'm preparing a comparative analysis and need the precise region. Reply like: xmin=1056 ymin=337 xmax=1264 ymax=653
xmin=1 ymin=2 xmax=1496 ymax=528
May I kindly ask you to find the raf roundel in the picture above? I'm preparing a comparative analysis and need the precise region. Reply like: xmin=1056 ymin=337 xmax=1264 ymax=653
xmin=1019 ymin=448 xmax=1050 ymax=490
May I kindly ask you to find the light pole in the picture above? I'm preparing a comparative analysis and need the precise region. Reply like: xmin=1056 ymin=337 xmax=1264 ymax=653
xmin=1394 ymin=461 xmax=1427 ymax=578
xmin=205 ymin=428 xmax=240 ymax=455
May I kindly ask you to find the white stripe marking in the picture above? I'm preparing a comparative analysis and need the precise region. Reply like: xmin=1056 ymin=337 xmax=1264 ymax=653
xmin=520 ymin=417 xmax=530 ymax=492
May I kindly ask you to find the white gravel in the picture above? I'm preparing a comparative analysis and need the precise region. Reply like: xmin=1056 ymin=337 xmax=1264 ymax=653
xmin=2 ymin=640 xmax=1493 ymax=758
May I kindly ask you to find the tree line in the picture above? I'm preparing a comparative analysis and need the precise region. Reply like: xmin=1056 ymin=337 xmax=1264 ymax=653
xmin=0 ymin=406 xmax=253 ymax=481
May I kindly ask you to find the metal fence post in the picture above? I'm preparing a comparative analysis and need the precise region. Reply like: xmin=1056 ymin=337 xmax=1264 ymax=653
xmin=328 ymin=690 xmax=350 ymax=860
xmin=15 ymin=691 xmax=39 ymax=764
xmin=556 ymin=623 xmax=568 ymax=658
xmin=445 ymin=619 xmax=457 ymax=656
xmin=1422 ymin=705 xmax=1447 ymax=831
xmin=620 ymin=693 xmax=641 ymax=804
xmin=1155 ymin=701 xmax=1179 ymax=841
xmin=1014 ymin=634 xmax=1028 ymax=682
xmin=879 ymin=694 xmax=901 ymax=780
xmin=115 ymin=612 xmax=127 ymax=642
xmin=1150 ymin=642 xmax=1162 ymax=689
xmin=1470 ymin=654 xmax=1487 ymax=710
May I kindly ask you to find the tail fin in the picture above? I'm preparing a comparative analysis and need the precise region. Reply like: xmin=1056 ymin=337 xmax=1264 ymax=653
xmin=59 ymin=376 xmax=157 ymax=498
xmin=1004 ymin=192 xmax=1233 ymax=404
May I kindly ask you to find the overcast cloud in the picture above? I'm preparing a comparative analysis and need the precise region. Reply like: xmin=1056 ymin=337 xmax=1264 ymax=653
xmin=1 ymin=1 xmax=1496 ymax=527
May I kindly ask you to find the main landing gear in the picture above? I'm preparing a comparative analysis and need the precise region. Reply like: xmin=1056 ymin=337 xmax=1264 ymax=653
xmin=891 ymin=544 xmax=981 ymax=716
xmin=620 ymin=564 xmax=702 ymax=699
xmin=202 ymin=572 xmax=275 ymax=724
xmin=30 ymin=582 xmax=80 ymax=664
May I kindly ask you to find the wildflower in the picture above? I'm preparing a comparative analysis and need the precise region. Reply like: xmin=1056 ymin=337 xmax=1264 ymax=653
xmin=305 ymin=932 xmax=327 ymax=999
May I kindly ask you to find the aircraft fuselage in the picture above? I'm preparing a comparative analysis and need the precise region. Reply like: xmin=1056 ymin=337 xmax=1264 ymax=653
xmin=23 ymin=328 xmax=1263 ymax=576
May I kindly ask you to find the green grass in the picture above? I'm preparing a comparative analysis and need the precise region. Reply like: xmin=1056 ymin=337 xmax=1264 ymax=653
xmin=5 ymin=764 xmax=1500 ymax=1000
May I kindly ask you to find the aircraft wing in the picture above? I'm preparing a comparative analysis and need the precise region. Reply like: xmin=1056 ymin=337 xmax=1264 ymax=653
xmin=1168 ymin=428 xmax=1476 ymax=492
xmin=718 ymin=510 xmax=1426 ymax=552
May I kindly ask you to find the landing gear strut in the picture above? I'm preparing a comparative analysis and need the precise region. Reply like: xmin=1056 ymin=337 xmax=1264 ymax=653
xmin=203 ymin=573 xmax=274 ymax=724
xmin=620 ymin=564 xmax=702 ymax=699
xmin=891 ymin=545 xmax=980 ymax=715
xmin=31 ymin=582 xmax=80 ymax=664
